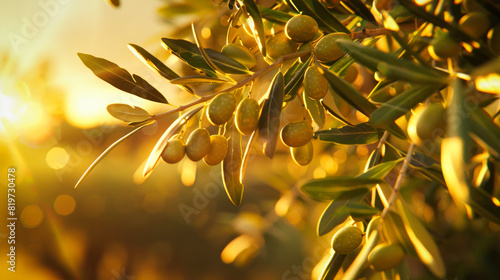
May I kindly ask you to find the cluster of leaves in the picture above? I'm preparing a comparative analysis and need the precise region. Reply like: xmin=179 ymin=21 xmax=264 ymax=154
xmin=79 ymin=0 xmax=500 ymax=279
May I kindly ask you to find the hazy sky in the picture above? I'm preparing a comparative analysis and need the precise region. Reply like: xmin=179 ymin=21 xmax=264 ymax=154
xmin=1 ymin=0 xmax=180 ymax=127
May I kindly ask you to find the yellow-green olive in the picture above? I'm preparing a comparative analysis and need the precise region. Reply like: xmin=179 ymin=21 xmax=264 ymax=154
xmin=304 ymin=66 xmax=329 ymax=100
xmin=207 ymin=93 xmax=237 ymax=126
xmin=266 ymin=32 xmax=298 ymax=60
xmin=203 ymin=135 xmax=229 ymax=166
xmin=285 ymin=15 xmax=318 ymax=43
xmin=459 ymin=12 xmax=491 ymax=39
xmin=185 ymin=128 xmax=211 ymax=161
xmin=314 ymin=33 xmax=351 ymax=63
xmin=291 ymin=141 xmax=313 ymax=166
xmin=331 ymin=226 xmax=363 ymax=255
xmin=280 ymin=120 xmax=314 ymax=147
xmin=368 ymin=244 xmax=405 ymax=271
xmin=235 ymin=98 xmax=260 ymax=135
xmin=161 ymin=138 xmax=185 ymax=164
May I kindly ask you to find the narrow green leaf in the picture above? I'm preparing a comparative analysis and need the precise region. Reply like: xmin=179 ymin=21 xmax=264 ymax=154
xmin=469 ymin=109 xmax=500 ymax=158
xmin=364 ymin=147 xmax=382 ymax=172
xmin=336 ymin=39 xmax=448 ymax=84
xmin=315 ymin=123 xmax=381 ymax=145
xmin=242 ymin=0 xmax=267 ymax=57
xmin=170 ymin=75 xmax=230 ymax=85
xmin=397 ymin=200 xmax=446 ymax=279
xmin=369 ymin=84 xmax=439 ymax=128
xmin=106 ymin=104 xmax=151 ymax=123
xmin=240 ymin=130 xmax=258 ymax=183
xmin=321 ymin=101 xmax=353 ymax=126
xmin=300 ymin=177 xmax=382 ymax=200
xmin=303 ymin=93 xmax=325 ymax=129
xmin=341 ymin=0 xmax=376 ymax=22
xmin=128 ymin=43 xmax=194 ymax=94
xmin=78 ymin=53 xmax=168 ymax=104
xmin=358 ymin=158 xmax=404 ymax=179
xmin=222 ymin=122 xmax=244 ymax=206
xmin=75 ymin=120 xmax=155 ymax=188
xmin=287 ymin=0 xmax=350 ymax=33
xmin=258 ymin=72 xmax=284 ymax=158
xmin=318 ymin=197 xmax=352 ymax=236
xmin=347 ymin=202 xmax=381 ymax=218
xmin=320 ymin=253 xmax=347 ymax=280
xmin=284 ymin=56 xmax=311 ymax=101
xmin=143 ymin=106 xmax=203 ymax=178
xmin=441 ymin=79 xmax=471 ymax=214
xmin=258 ymin=5 xmax=292 ymax=24
xmin=469 ymin=187 xmax=500 ymax=225
xmin=161 ymin=38 xmax=250 ymax=76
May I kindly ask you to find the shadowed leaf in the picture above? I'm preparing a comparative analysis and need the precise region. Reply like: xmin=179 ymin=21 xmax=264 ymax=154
xmin=223 ymin=121 xmax=244 ymax=206
xmin=78 ymin=53 xmax=169 ymax=104
xmin=258 ymin=72 xmax=284 ymax=158
xmin=287 ymin=0 xmax=349 ymax=33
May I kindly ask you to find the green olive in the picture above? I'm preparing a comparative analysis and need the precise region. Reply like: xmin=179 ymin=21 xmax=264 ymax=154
xmin=343 ymin=64 xmax=358 ymax=83
xmin=368 ymin=244 xmax=405 ymax=271
xmin=203 ymin=135 xmax=229 ymax=166
xmin=161 ymin=138 xmax=185 ymax=164
xmin=266 ymin=32 xmax=298 ymax=60
xmin=331 ymin=226 xmax=363 ymax=255
xmin=291 ymin=141 xmax=313 ymax=166
xmin=459 ymin=12 xmax=491 ymax=39
xmin=304 ymin=66 xmax=329 ymax=100
xmin=235 ymin=98 xmax=260 ymax=135
xmin=407 ymin=102 xmax=446 ymax=145
xmin=314 ymin=33 xmax=351 ymax=63
xmin=185 ymin=128 xmax=211 ymax=161
xmin=207 ymin=93 xmax=237 ymax=126
xmin=221 ymin=43 xmax=256 ymax=69
xmin=280 ymin=120 xmax=314 ymax=147
xmin=285 ymin=15 xmax=318 ymax=43
xmin=428 ymin=32 xmax=461 ymax=60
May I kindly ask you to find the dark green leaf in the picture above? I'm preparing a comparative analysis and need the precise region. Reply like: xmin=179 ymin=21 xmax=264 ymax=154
xmin=341 ymin=0 xmax=376 ymax=22
xmin=242 ymin=0 xmax=267 ymax=57
xmin=258 ymin=5 xmax=292 ymax=24
xmin=469 ymin=109 xmax=500 ymax=158
xmin=318 ymin=197 xmax=353 ymax=235
xmin=78 ymin=53 xmax=168 ymax=104
xmin=106 ymin=104 xmax=151 ymax=123
xmin=321 ymin=101 xmax=353 ymax=126
xmin=315 ymin=123 xmax=381 ymax=145
xmin=222 ymin=121 xmax=244 ymax=206
xmin=320 ymin=253 xmax=347 ymax=280
xmin=287 ymin=0 xmax=350 ymax=33
xmin=128 ymin=43 xmax=194 ymax=94
xmin=364 ymin=147 xmax=382 ymax=172
xmin=161 ymin=38 xmax=250 ymax=76
xmin=284 ymin=56 xmax=311 ymax=101
xmin=303 ymin=93 xmax=325 ymax=129
xmin=346 ymin=202 xmax=381 ymax=218
xmin=369 ymin=84 xmax=439 ymax=128
xmin=258 ymin=72 xmax=284 ymax=158
xmin=358 ymin=159 xmax=404 ymax=179
xmin=300 ymin=177 xmax=382 ymax=200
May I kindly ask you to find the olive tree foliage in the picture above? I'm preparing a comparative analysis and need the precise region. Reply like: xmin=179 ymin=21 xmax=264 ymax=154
xmin=79 ymin=0 xmax=500 ymax=279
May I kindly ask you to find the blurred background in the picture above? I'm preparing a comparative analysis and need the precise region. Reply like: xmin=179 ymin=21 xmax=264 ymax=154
xmin=1 ymin=1 xmax=500 ymax=280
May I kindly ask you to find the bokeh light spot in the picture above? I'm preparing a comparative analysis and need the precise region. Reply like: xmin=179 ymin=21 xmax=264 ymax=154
xmin=46 ymin=147 xmax=70 ymax=169
xmin=54 ymin=194 xmax=77 ymax=216
xmin=21 ymin=205 xmax=44 ymax=228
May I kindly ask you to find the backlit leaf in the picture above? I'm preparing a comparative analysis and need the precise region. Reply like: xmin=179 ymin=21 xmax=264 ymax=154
xmin=315 ymin=123 xmax=381 ymax=145
xmin=300 ymin=177 xmax=382 ymax=200
xmin=397 ymin=200 xmax=446 ymax=278
xmin=258 ymin=72 xmax=284 ymax=158
xmin=223 ymin=121 xmax=244 ymax=206
xmin=358 ymin=158 xmax=404 ymax=179
xmin=170 ymin=75 xmax=230 ymax=85
xmin=343 ymin=229 xmax=379 ymax=280
xmin=287 ymin=0 xmax=349 ymax=33
xmin=78 ymin=53 xmax=168 ymax=104
xmin=106 ymin=104 xmax=151 ymax=123
xmin=303 ymin=93 xmax=325 ymax=129
xmin=242 ymin=0 xmax=267 ymax=57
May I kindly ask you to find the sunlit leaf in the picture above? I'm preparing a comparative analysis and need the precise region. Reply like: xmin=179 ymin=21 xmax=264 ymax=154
xmin=192 ymin=23 xmax=225 ymax=75
xmin=75 ymin=120 xmax=155 ymax=188
xmin=303 ymin=93 xmax=325 ymax=129
xmin=143 ymin=106 xmax=203 ymax=178
xmin=321 ymin=101 xmax=353 ymax=126
xmin=258 ymin=6 xmax=292 ymax=24
xmin=317 ymin=197 xmax=353 ymax=235
xmin=369 ymin=84 xmax=439 ymax=128
xmin=320 ymin=253 xmax=347 ymax=280
xmin=358 ymin=158 xmax=404 ymax=179
xmin=223 ymin=121 xmax=244 ymax=206
xmin=300 ymin=177 xmax=382 ymax=200
xmin=106 ymin=103 xmax=151 ymax=123
xmin=170 ymin=75 xmax=230 ymax=85
xmin=161 ymin=38 xmax=250 ymax=76
xmin=284 ymin=57 xmax=311 ymax=101
xmin=347 ymin=202 xmax=381 ymax=218
xmin=364 ymin=147 xmax=382 ymax=172
xmin=258 ymin=72 xmax=284 ymax=158
xmin=78 ymin=53 xmax=169 ymax=104
xmin=315 ymin=123 xmax=381 ymax=145
xmin=469 ymin=109 xmax=500 ymax=158
xmin=242 ymin=0 xmax=267 ymax=57
xmin=240 ymin=130 xmax=258 ymax=183
xmin=397 ymin=200 xmax=446 ymax=278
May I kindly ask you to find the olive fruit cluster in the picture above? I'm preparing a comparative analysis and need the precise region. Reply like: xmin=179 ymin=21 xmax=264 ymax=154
xmin=161 ymin=128 xmax=229 ymax=166
xmin=331 ymin=226 xmax=363 ymax=255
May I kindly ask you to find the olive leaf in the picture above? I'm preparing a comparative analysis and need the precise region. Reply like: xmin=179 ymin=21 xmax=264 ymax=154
xmin=170 ymin=76 xmax=230 ymax=85
xmin=142 ymin=106 xmax=203 ymax=179
xmin=75 ymin=120 xmax=156 ymax=189
xmin=397 ymin=200 xmax=446 ymax=278
xmin=284 ymin=57 xmax=311 ymax=101
xmin=258 ymin=71 xmax=284 ymax=159
xmin=342 ymin=229 xmax=380 ymax=280
xmin=242 ymin=0 xmax=267 ymax=57
xmin=342 ymin=0 xmax=376 ymax=22
xmin=315 ymin=123 xmax=381 ymax=145
xmin=287 ymin=0 xmax=349 ymax=33
xmin=320 ymin=253 xmax=347 ymax=280
xmin=106 ymin=103 xmax=152 ymax=123
xmin=78 ymin=53 xmax=169 ymax=104
xmin=300 ymin=177 xmax=382 ymax=201
xmin=128 ymin=43 xmax=194 ymax=94
xmin=258 ymin=6 xmax=292 ymax=24
xmin=240 ymin=130 xmax=258 ymax=183
xmin=222 ymin=121 xmax=244 ymax=206
xmin=303 ymin=93 xmax=325 ymax=129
